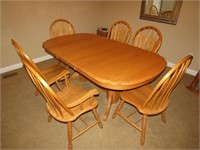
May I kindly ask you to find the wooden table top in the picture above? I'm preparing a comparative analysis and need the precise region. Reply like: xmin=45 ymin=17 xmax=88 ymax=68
xmin=43 ymin=33 xmax=167 ymax=90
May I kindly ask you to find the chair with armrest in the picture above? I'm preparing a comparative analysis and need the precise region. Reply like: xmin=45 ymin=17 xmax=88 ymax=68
xmin=49 ymin=18 xmax=75 ymax=38
xmin=22 ymin=59 xmax=103 ymax=150
xmin=131 ymin=25 xmax=163 ymax=53
xmin=107 ymin=20 xmax=132 ymax=44
xmin=112 ymin=55 xmax=193 ymax=145
xmin=11 ymin=39 xmax=70 ymax=95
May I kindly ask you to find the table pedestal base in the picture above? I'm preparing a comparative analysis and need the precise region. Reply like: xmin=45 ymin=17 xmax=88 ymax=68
xmin=103 ymin=90 xmax=120 ymax=121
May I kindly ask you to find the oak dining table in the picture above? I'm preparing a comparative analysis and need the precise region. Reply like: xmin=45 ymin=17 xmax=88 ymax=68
xmin=42 ymin=33 xmax=167 ymax=121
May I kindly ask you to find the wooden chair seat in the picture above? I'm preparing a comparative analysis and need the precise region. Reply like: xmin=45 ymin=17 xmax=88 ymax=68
xmin=52 ymin=84 xmax=98 ymax=122
xmin=42 ymin=63 xmax=69 ymax=85
xmin=120 ymin=85 xmax=158 ymax=114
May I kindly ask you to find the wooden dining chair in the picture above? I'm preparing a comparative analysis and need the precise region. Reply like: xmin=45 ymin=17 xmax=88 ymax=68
xmin=112 ymin=55 xmax=193 ymax=145
xmin=11 ymin=39 xmax=70 ymax=95
xmin=49 ymin=18 xmax=75 ymax=38
xmin=160 ymin=11 xmax=173 ymax=18
xmin=131 ymin=25 xmax=163 ymax=53
xmin=22 ymin=60 xmax=103 ymax=150
xmin=49 ymin=18 xmax=80 ymax=79
xmin=149 ymin=5 xmax=159 ymax=16
xmin=107 ymin=20 xmax=132 ymax=44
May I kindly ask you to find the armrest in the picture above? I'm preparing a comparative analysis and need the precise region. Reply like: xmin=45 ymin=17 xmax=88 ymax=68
xmin=67 ymin=89 xmax=99 ymax=108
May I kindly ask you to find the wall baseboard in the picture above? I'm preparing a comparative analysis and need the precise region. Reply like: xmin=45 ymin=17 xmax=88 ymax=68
xmin=0 ymin=55 xmax=53 ymax=74
xmin=0 ymin=54 xmax=197 ymax=76
xmin=167 ymin=62 xmax=197 ymax=76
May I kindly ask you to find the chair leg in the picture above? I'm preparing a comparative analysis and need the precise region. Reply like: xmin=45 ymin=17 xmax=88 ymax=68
xmin=46 ymin=108 xmax=52 ymax=122
xmin=67 ymin=122 xmax=73 ymax=150
xmin=112 ymin=100 xmax=125 ymax=119
xmin=140 ymin=115 xmax=147 ymax=145
xmin=161 ymin=111 xmax=166 ymax=123
xmin=34 ymin=89 xmax=39 ymax=96
xmin=55 ymin=81 xmax=62 ymax=91
xmin=92 ymin=109 xmax=103 ymax=128
xmin=48 ymin=113 xmax=52 ymax=122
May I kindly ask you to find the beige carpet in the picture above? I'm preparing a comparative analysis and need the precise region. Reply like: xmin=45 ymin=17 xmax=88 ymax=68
xmin=1 ymin=59 xmax=199 ymax=149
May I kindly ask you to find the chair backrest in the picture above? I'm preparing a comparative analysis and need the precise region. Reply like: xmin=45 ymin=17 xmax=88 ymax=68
xmin=141 ymin=55 xmax=193 ymax=114
xmin=107 ymin=20 xmax=132 ymax=44
xmin=149 ymin=5 xmax=159 ymax=16
xmin=11 ymin=39 xmax=46 ymax=80
xmin=160 ymin=11 xmax=173 ymax=18
xmin=22 ymin=60 xmax=74 ymax=118
xmin=131 ymin=25 xmax=163 ymax=53
xmin=49 ymin=18 xmax=75 ymax=38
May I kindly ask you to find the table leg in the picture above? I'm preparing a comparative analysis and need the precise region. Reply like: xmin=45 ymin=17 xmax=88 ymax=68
xmin=103 ymin=90 xmax=120 ymax=121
